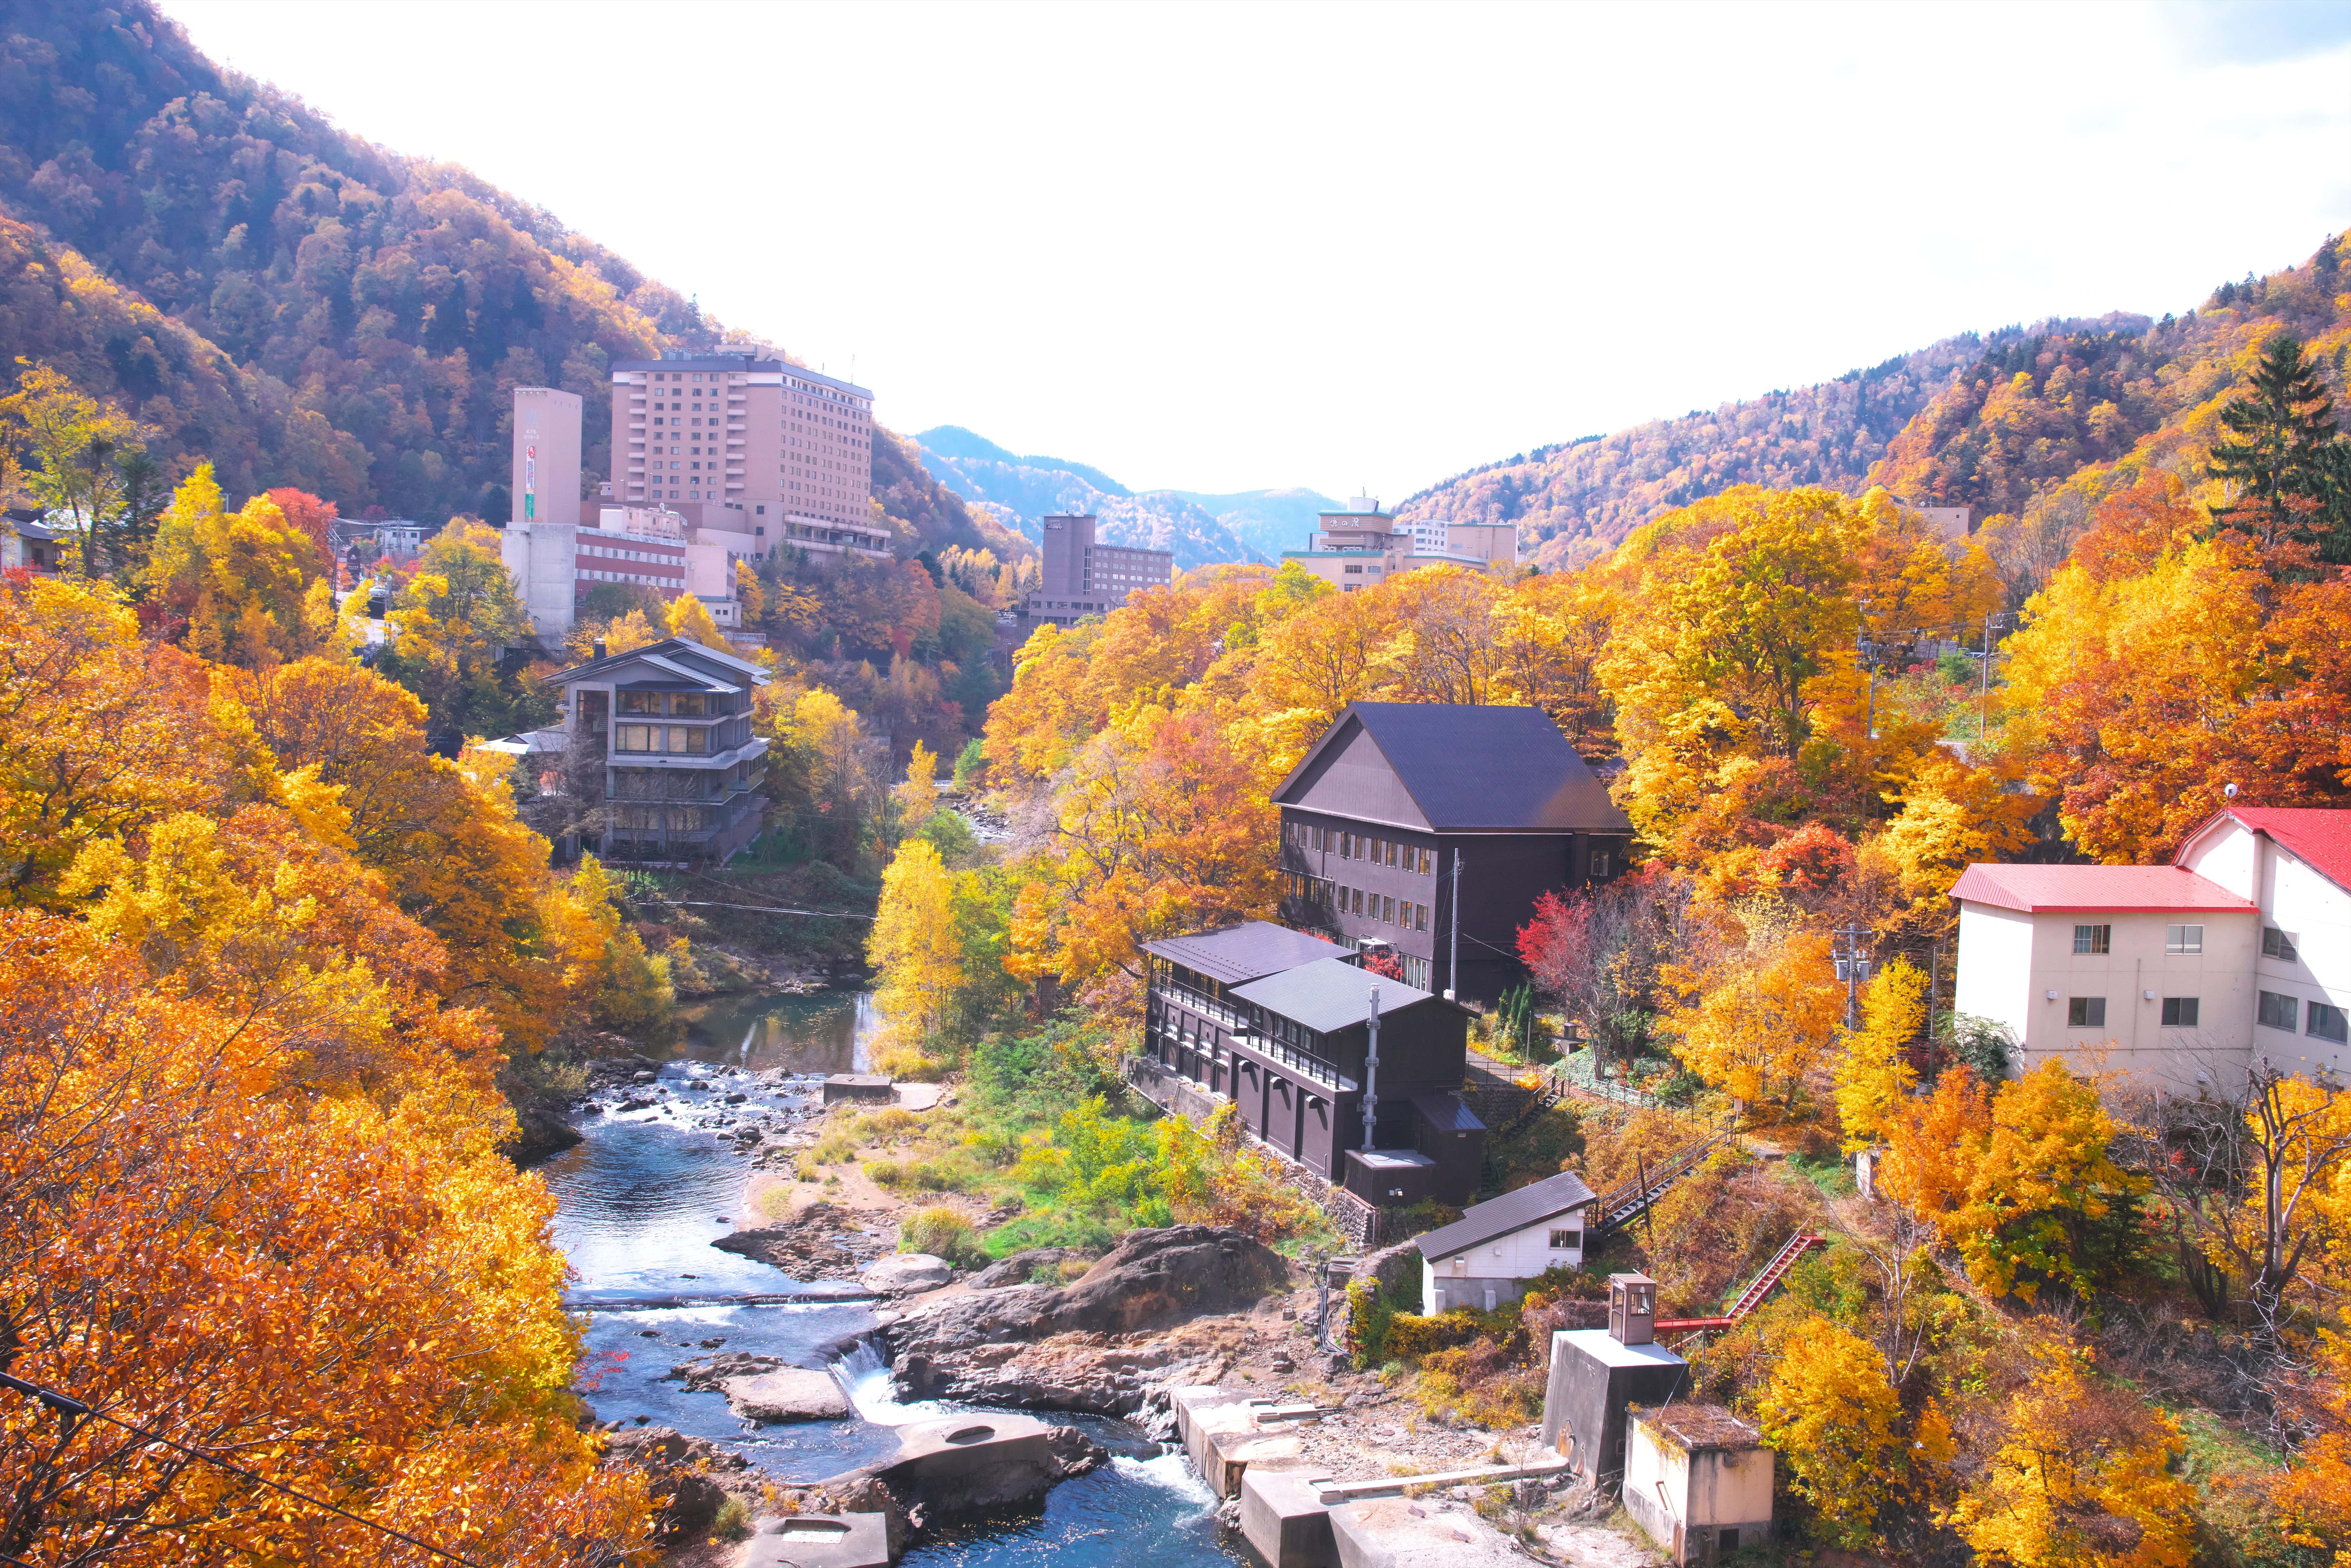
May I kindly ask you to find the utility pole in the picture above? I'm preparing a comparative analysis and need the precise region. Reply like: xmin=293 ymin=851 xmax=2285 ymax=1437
xmin=1832 ymin=922 xmax=1875 ymax=1030
xmin=1447 ymin=850 xmax=1463 ymax=1002
xmin=1978 ymin=610 xmax=2016 ymax=743
xmin=1361 ymin=984 xmax=1382 ymax=1153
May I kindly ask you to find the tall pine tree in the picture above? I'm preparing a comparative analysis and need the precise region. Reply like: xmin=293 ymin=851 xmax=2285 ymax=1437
xmin=2208 ymin=332 xmax=2343 ymax=551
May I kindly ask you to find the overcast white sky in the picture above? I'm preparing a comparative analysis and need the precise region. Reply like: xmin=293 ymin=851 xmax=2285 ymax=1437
xmin=164 ymin=0 xmax=2350 ymax=502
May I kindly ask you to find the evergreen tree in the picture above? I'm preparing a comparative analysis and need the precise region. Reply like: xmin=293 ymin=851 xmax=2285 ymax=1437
xmin=2208 ymin=333 xmax=2340 ymax=549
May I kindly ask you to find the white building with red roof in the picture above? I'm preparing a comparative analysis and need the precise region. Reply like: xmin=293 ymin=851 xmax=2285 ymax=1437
xmin=1952 ymin=807 xmax=2349 ymax=1087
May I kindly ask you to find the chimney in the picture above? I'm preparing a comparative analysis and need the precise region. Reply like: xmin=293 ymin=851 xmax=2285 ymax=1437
xmin=1608 ymin=1273 xmax=1657 ymax=1346
xmin=592 ymin=639 xmax=607 ymax=659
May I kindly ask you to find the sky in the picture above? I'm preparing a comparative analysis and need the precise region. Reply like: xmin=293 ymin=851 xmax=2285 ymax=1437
xmin=165 ymin=0 xmax=2350 ymax=504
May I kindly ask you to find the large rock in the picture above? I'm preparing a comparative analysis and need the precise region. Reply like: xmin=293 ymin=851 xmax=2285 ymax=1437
xmin=722 ymin=1368 xmax=852 ymax=1423
xmin=502 ymin=1104 xmax=582 ymax=1166
xmin=602 ymin=1425 xmax=755 ymax=1543
xmin=713 ymin=1200 xmax=891 ymax=1280
xmin=830 ymin=1413 xmax=1107 ymax=1523
xmin=862 ymin=1253 xmax=954 ymax=1294
xmin=891 ymin=1226 xmax=1290 ymax=1367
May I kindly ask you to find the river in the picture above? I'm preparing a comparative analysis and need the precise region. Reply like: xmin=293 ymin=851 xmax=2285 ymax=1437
xmin=541 ymin=990 xmax=1247 ymax=1566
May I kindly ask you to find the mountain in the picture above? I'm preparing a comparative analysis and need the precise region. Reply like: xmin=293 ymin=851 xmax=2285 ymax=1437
xmin=912 ymin=424 xmax=1340 ymax=572
xmin=0 ymin=1 xmax=1016 ymax=562
xmin=1869 ymin=250 xmax=2349 ymax=519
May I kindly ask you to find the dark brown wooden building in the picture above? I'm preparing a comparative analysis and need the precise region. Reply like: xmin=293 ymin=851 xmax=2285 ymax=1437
xmin=1128 ymin=921 xmax=1483 ymax=1205
xmin=1273 ymin=703 xmax=1633 ymax=1005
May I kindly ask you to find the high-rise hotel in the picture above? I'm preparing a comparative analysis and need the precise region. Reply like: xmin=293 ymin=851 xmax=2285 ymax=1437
xmin=610 ymin=344 xmax=890 ymax=558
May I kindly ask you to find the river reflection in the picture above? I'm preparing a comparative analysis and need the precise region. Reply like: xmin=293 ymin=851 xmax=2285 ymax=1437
xmin=675 ymin=990 xmax=877 ymax=1074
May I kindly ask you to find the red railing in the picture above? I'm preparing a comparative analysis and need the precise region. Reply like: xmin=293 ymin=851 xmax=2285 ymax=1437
xmin=1653 ymin=1231 xmax=1827 ymax=1333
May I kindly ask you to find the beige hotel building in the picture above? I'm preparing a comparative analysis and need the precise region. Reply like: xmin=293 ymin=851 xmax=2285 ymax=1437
xmin=611 ymin=346 xmax=890 ymax=558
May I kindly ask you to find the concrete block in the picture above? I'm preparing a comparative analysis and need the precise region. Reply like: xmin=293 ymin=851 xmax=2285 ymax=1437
xmin=1330 ymin=1497 xmax=1526 ymax=1568
xmin=1240 ymin=1466 xmax=1337 ymax=1568
xmin=739 ymin=1512 xmax=890 ymax=1568
xmin=1204 ymin=1429 xmax=1301 ymax=1498
xmin=1172 ymin=1387 xmax=1258 ymax=1487
xmin=824 ymin=1074 xmax=893 ymax=1105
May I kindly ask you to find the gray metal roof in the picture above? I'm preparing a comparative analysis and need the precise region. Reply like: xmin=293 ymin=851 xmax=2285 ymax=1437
xmin=546 ymin=637 xmax=767 ymax=691
xmin=1408 ymin=1091 xmax=1486 ymax=1134
xmin=1230 ymin=957 xmax=1437 ymax=1033
xmin=1143 ymin=922 xmax=1351 ymax=986
xmin=1273 ymin=703 xmax=1632 ymax=835
xmin=1414 ymin=1169 xmax=1599 ymax=1262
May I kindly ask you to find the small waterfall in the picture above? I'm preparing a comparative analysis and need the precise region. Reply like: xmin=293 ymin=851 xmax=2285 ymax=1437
xmin=831 ymin=1334 xmax=940 ymax=1425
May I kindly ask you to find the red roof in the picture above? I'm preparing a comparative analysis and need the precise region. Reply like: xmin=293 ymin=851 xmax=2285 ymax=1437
xmin=1949 ymin=863 xmax=2257 ymax=914
xmin=2179 ymin=807 xmax=2351 ymax=894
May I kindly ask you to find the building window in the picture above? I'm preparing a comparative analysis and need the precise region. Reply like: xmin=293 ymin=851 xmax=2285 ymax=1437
xmin=1352 ymin=887 xmax=1365 ymax=914
xmin=2067 ymin=996 xmax=2106 ymax=1027
xmin=1382 ymin=895 xmax=1395 ymax=923
xmin=1341 ymin=832 xmax=1353 ymax=859
xmin=2165 ymin=924 xmax=2204 ymax=955
xmin=2311 ymin=1001 xmax=2350 ymax=1044
xmin=1592 ymin=850 xmax=1613 ymax=879
xmin=615 ymin=724 xmax=654 ymax=752
xmin=2073 ymin=924 xmax=2111 ymax=955
xmin=1414 ymin=903 xmax=1427 ymax=932
xmin=2264 ymin=927 xmax=2300 ymax=962
xmin=617 ymin=691 xmax=657 ymax=715
xmin=2259 ymin=990 xmax=2299 ymax=1031
xmin=2161 ymin=997 xmax=2200 ymax=1027
xmin=1548 ymin=1229 xmax=1580 ymax=1249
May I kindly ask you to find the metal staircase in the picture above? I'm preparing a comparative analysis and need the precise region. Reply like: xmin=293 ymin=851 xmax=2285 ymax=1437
xmin=1653 ymin=1230 xmax=1829 ymax=1334
xmin=1586 ymin=1127 xmax=1741 ymax=1237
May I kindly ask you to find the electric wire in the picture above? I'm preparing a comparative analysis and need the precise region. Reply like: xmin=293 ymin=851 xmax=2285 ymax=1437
xmin=0 ymin=1372 xmax=487 ymax=1568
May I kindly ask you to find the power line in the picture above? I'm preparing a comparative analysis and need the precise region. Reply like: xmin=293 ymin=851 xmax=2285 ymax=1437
xmin=0 ymin=1372 xmax=487 ymax=1568
xmin=637 ymin=895 xmax=874 ymax=921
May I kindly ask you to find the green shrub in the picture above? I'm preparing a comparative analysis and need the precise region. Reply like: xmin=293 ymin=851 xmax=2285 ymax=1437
xmin=1384 ymin=1309 xmax=1487 ymax=1362
xmin=710 ymin=1496 xmax=751 ymax=1542
xmin=865 ymin=1159 xmax=905 ymax=1187
xmin=901 ymin=1205 xmax=982 ymax=1265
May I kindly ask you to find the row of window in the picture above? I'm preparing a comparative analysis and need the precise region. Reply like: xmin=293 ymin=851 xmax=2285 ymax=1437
xmin=2260 ymin=991 xmax=2349 ymax=1043
xmin=2064 ymin=992 xmax=2349 ymax=1043
xmin=1339 ymin=885 xmax=1428 ymax=931
xmin=617 ymin=691 xmax=717 ymax=716
xmin=614 ymin=724 xmax=713 ymax=755
xmin=2073 ymin=922 xmax=2311 ymax=961
xmin=1286 ymin=821 xmax=1436 ymax=873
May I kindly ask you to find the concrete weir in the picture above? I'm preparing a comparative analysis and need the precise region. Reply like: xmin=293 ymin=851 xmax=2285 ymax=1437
xmin=739 ymin=1512 xmax=891 ymax=1568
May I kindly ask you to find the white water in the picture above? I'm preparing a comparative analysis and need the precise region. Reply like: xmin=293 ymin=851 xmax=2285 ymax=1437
xmin=834 ymin=1336 xmax=956 ymax=1425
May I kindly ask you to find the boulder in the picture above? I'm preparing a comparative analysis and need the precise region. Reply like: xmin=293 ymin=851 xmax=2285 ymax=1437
xmin=602 ymin=1425 xmax=753 ymax=1543
xmin=713 ymin=1201 xmax=891 ymax=1280
xmin=502 ymin=1104 xmax=582 ymax=1167
xmin=862 ymin=1254 xmax=954 ymax=1294
xmin=831 ymin=1413 xmax=1107 ymax=1522
xmin=890 ymin=1226 xmax=1290 ymax=1364
xmin=666 ymin=1351 xmax=786 ymax=1391
xmin=722 ymin=1368 xmax=852 ymax=1423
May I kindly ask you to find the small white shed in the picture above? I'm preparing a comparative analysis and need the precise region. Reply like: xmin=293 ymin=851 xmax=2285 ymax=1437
xmin=1416 ymin=1169 xmax=1597 ymax=1315
xmin=1623 ymin=1404 xmax=1773 ymax=1566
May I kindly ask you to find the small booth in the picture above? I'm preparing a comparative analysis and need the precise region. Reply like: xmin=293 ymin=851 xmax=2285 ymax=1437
xmin=1623 ymin=1405 xmax=1774 ymax=1566
xmin=1541 ymin=1273 xmax=1688 ymax=1485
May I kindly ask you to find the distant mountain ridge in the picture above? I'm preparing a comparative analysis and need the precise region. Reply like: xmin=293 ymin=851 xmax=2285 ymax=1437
xmin=913 ymin=424 xmax=1341 ymax=572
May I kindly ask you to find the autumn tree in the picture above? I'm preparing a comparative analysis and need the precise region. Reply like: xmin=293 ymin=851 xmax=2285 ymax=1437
xmin=664 ymin=590 xmax=729 ymax=651
xmin=895 ymin=738 xmax=940 ymax=832
xmin=1881 ymin=1061 xmax=2137 ymax=1299
xmin=1835 ymin=956 xmax=1925 ymax=1151
xmin=1756 ymin=1316 xmax=1944 ymax=1550
xmin=0 ymin=359 xmax=148 ymax=578
xmin=1658 ymin=922 xmax=1843 ymax=1110
xmin=387 ymin=519 xmax=537 ymax=742
xmin=144 ymin=465 xmax=339 ymax=667
xmin=868 ymin=838 xmax=962 ymax=1063
xmin=1947 ymin=1339 xmax=2197 ymax=1568
xmin=1516 ymin=869 xmax=1690 ymax=1074
xmin=262 ymin=486 xmax=340 ymax=576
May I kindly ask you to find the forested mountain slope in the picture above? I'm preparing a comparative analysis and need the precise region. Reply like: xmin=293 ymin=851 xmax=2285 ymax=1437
xmin=1393 ymin=329 xmax=2022 ymax=568
xmin=0 ymin=0 xmax=1015 ymax=561
xmin=1870 ymin=244 xmax=2349 ymax=518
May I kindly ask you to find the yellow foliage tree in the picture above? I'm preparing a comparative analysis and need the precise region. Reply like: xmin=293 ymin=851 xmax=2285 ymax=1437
xmin=1947 ymin=1339 xmax=2196 ymax=1568
xmin=895 ymin=738 xmax=940 ymax=832
xmin=1835 ymin=956 xmax=1925 ymax=1152
xmin=1659 ymin=925 xmax=1843 ymax=1109
xmin=1882 ymin=1061 xmax=2136 ymax=1299
xmin=1755 ymin=1315 xmax=1937 ymax=1549
xmin=144 ymin=464 xmax=333 ymax=667
xmin=869 ymin=838 xmax=963 ymax=1055
xmin=665 ymin=590 xmax=730 ymax=650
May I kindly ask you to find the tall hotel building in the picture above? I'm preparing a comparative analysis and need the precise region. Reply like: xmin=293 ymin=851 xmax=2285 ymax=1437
xmin=611 ymin=346 xmax=890 ymax=558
